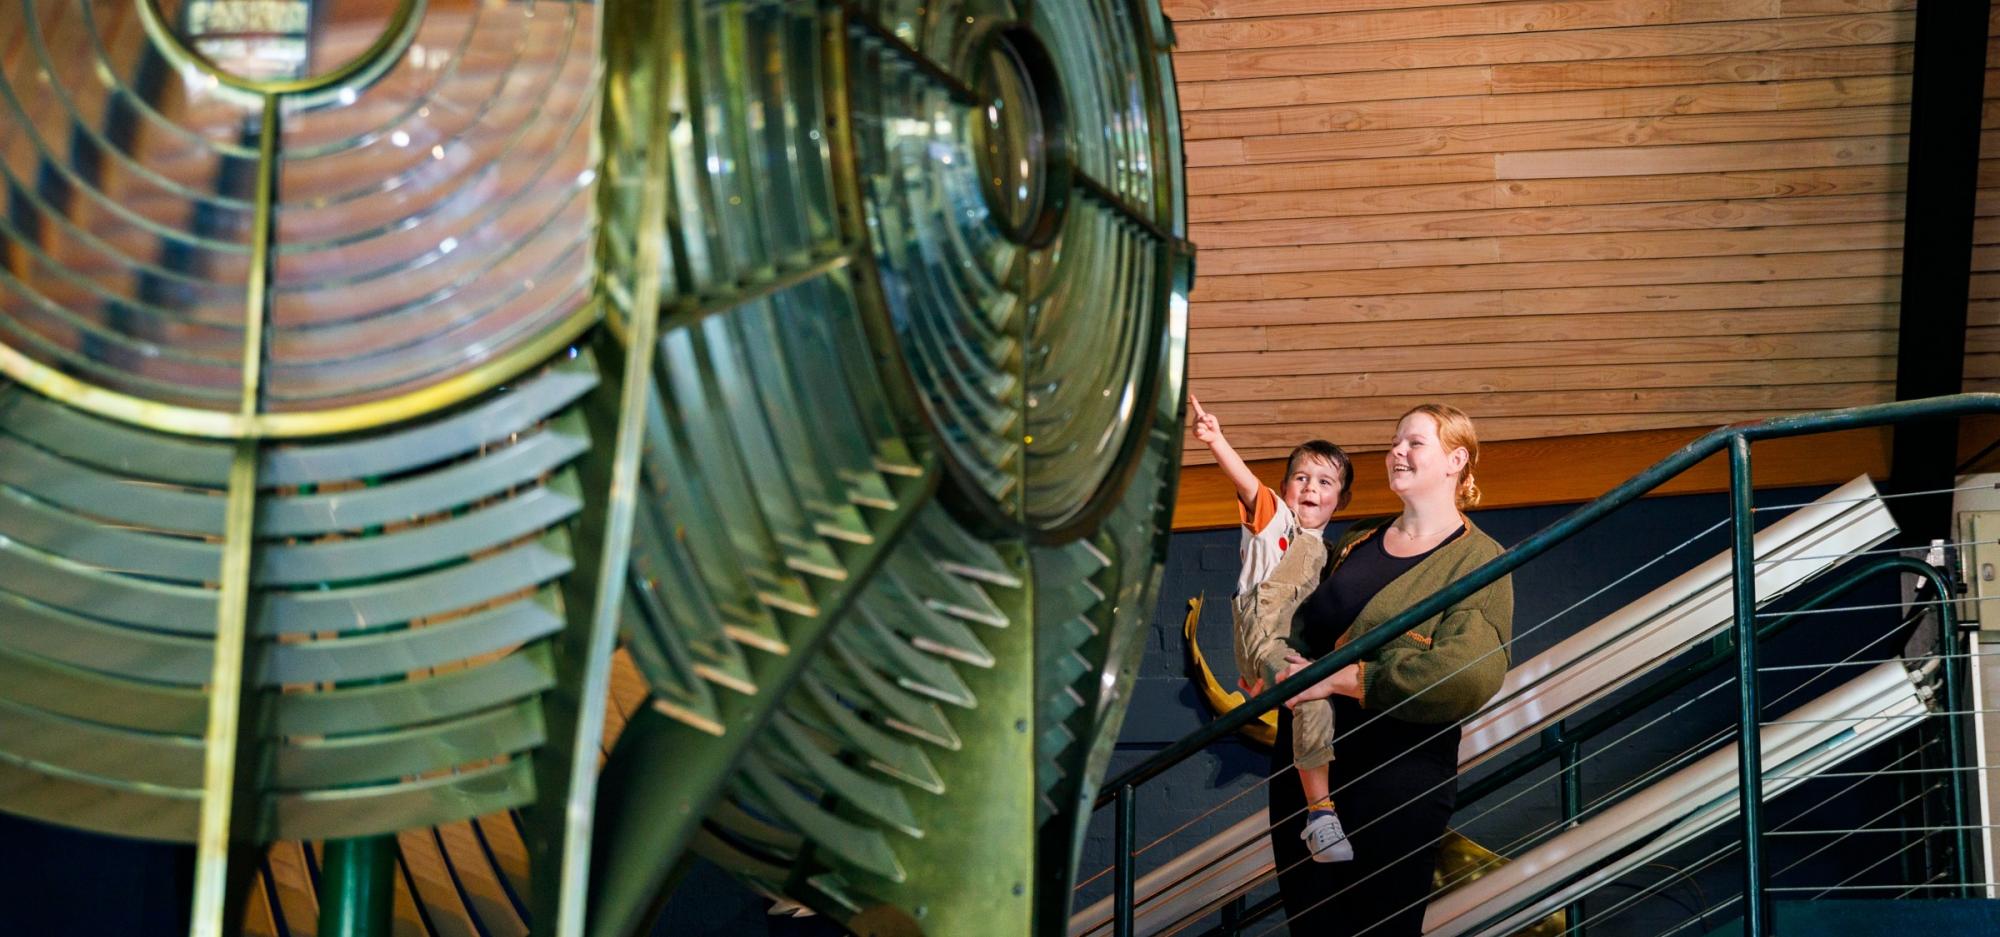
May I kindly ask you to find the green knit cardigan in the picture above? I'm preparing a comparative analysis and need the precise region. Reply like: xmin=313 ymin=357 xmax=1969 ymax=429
xmin=1290 ymin=515 xmax=1515 ymax=725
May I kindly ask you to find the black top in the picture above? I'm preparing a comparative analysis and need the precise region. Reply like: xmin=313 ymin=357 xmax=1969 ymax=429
xmin=1295 ymin=523 xmax=1463 ymax=659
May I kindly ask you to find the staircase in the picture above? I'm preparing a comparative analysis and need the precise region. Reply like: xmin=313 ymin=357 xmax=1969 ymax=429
xmin=1073 ymin=397 xmax=2000 ymax=937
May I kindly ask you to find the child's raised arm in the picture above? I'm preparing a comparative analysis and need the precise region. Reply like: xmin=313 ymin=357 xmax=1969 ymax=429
xmin=1189 ymin=392 xmax=1262 ymax=514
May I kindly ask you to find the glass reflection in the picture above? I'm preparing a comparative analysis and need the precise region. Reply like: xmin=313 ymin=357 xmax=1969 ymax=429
xmin=848 ymin=0 xmax=1179 ymax=531
xmin=0 ymin=0 xmax=599 ymax=415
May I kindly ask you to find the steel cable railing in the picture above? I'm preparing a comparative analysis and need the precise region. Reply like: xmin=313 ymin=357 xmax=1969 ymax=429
xmin=1085 ymin=479 xmax=1984 ymax=907
xmin=1176 ymin=592 xmax=1976 ymax=937
xmin=1085 ymin=476 xmax=1876 ymax=900
xmin=1192 ymin=576 xmax=1976 ymax=937
xmin=1254 ymin=648 xmax=1950 ymax=937
xmin=1084 ymin=509 xmax=1746 ymax=881
xmin=1087 ymin=395 xmax=2000 ymax=937
xmin=1078 ymin=558 xmax=1974 ymax=937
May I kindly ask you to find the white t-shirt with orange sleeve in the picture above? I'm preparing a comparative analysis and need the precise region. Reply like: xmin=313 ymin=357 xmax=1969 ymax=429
xmin=1235 ymin=485 xmax=1323 ymax=599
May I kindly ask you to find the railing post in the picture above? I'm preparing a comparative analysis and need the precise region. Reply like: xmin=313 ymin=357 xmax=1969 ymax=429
xmin=1936 ymin=595 xmax=1973 ymax=897
xmin=1557 ymin=728 xmax=1585 ymax=937
xmin=1219 ymin=894 xmax=1246 ymax=936
xmin=1728 ymin=435 xmax=1772 ymax=937
xmin=1115 ymin=784 xmax=1136 ymax=937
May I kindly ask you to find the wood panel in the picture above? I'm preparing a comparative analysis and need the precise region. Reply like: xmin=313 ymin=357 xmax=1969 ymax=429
xmin=1175 ymin=418 xmax=2000 ymax=530
xmin=1187 ymin=105 xmax=1909 ymax=166
xmin=1191 ymin=331 xmax=1893 ymax=384
xmin=1193 ymin=136 xmax=1904 ymax=194
xmin=1171 ymin=0 xmax=1930 ymax=529
xmin=1172 ymin=427 xmax=1898 ymax=529
xmin=1164 ymin=1 xmax=1501 ymax=20
xmin=1194 ymin=277 xmax=1903 ymax=328
xmin=1195 ymin=250 xmax=1899 ymax=302
xmin=1491 ymin=45 xmax=1914 ymax=94
xmin=1492 ymin=135 xmax=1907 ymax=178
xmin=1971 ymin=30 xmax=2000 ymax=395
xmin=1198 ymin=222 xmax=1904 ymax=276
xmin=1189 ymin=357 xmax=1895 ymax=403
xmin=1172 ymin=1 xmax=1780 ymax=56
xmin=1191 ymin=165 xmax=1907 ymax=224
xmin=1191 ymin=383 xmax=1890 ymax=428
xmin=1196 ymin=305 xmax=1896 ymax=353
xmin=1202 ymin=410 xmax=1864 ymax=460
xmin=1177 ymin=46 xmax=1912 ymax=112
xmin=1174 ymin=12 xmax=1912 ymax=83
xmin=1192 ymin=194 xmax=1903 ymax=249
xmin=1183 ymin=76 xmax=1908 ymax=141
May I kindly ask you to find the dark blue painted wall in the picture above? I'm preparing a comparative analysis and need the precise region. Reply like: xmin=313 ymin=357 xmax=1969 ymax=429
xmin=0 ymin=814 xmax=193 ymax=936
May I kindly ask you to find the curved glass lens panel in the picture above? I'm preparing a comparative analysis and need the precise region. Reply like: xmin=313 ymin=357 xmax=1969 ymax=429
xmin=0 ymin=0 xmax=599 ymax=417
xmin=0 ymin=1 xmax=261 ymax=408
xmin=847 ymin=0 xmax=1183 ymax=533
xmin=267 ymin=0 xmax=598 ymax=410
xmin=590 ymin=0 xmax=1188 ymax=931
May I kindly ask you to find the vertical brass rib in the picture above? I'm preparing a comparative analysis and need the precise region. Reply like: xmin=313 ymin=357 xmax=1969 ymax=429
xmin=537 ymin=4 xmax=681 ymax=927
xmin=188 ymin=440 xmax=261 ymax=937
xmin=189 ymin=92 xmax=281 ymax=937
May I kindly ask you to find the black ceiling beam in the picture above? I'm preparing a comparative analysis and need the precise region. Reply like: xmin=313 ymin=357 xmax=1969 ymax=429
xmin=1888 ymin=0 xmax=1991 ymax=544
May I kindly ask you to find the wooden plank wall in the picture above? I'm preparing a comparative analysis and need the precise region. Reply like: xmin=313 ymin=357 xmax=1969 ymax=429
xmin=1974 ymin=7 xmax=2000 ymax=397
xmin=1171 ymin=0 xmax=1918 ymax=477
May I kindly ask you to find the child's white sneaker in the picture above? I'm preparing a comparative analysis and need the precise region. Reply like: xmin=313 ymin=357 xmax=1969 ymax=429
xmin=1301 ymin=811 xmax=1354 ymax=863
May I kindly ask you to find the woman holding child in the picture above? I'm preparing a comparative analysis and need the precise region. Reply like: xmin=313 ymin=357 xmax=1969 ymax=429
xmin=1268 ymin=403 xmax=1515 ymax=937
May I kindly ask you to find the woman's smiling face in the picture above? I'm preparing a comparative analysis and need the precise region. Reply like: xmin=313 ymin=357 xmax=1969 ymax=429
xmin=1386 ymin=412 xmax=1466 ymax=501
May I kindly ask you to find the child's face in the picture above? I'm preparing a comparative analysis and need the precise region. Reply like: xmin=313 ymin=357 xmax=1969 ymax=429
xmin=1281 ymin=454 xmax=1342 ymax=531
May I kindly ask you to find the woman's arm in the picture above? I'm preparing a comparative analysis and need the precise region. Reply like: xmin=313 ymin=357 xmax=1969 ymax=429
xmin=1277 ymin=653 xmax=1360 ymax=708
xmin=1361 ymin=579 xmax=1514 ymax=724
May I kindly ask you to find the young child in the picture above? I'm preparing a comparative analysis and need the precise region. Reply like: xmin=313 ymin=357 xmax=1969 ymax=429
xmin=1190 ymin=393 xmax=1356 ymax=863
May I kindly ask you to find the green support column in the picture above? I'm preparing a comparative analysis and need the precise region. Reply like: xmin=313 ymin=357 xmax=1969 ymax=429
xmin=319 ymin=838 xmax=398 ymax=937
xmin=319 ymin=495 xmax=401 ymax=937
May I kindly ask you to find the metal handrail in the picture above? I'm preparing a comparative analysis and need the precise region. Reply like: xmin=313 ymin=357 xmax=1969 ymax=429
xmin=1095 ymin=393 xmax=2000 ymax=937
xmin=1456 ymin=565 xmax=1930 ymax=806
xmin=1198 ymin=557 xmax=1966 ymax=937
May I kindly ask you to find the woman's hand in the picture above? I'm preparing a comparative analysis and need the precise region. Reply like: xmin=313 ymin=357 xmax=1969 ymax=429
xmin=1279 ymin=654 xmax=1362 ymax=708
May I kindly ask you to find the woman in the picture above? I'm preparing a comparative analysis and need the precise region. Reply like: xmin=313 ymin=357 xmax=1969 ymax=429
xmin=1267 ymin=403 xmax=1514 ymax=937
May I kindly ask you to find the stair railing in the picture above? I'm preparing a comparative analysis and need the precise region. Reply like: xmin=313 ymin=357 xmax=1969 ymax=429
xmin=1093 ymin=394 xmax=2000 ymax=937
xmin=1192 ymin=554 xmax=1966 ymax=937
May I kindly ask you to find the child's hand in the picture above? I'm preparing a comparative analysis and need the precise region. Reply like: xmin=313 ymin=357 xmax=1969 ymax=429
xmin=1192 ymin=391 xmax=1260 ymax=510
xmin=1237 ymin=676 xmax=1265 ymax=697
xmin=1189 ymin=392 xmax=1222 ymax=445
xmin=1280 ymin=653 xmax=1361 ymax=708
xmin=1276 ymin=654 xmax=1313 ymax=706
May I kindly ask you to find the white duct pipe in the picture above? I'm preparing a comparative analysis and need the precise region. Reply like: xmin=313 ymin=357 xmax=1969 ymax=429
xmin=1429 ymin=661 xmax=1925 ymax=937
xmin=1461 ymin=475 xmax=1896 ymax=768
